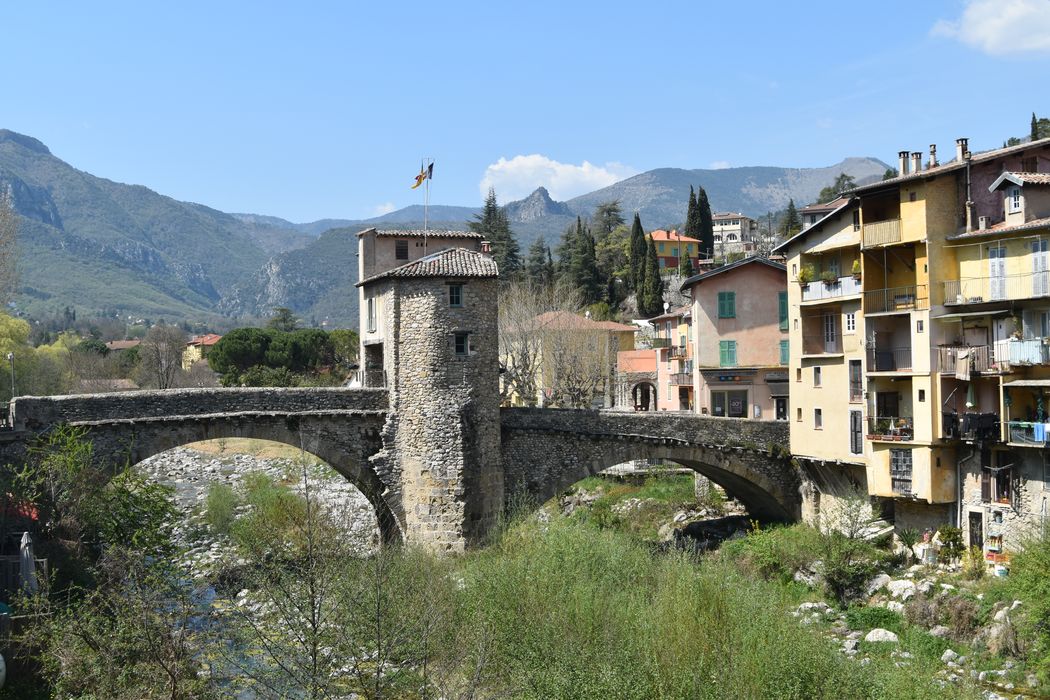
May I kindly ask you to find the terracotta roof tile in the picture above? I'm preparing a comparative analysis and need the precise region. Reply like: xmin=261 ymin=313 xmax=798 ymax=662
xmin=648 ymin=229 xmax=701 ymax=243
xmin=946 ymin=216 xmax=1050 ymax=241
xmin=358 ymin=227 xmax=483 ymax=239
xmin=357 ymin=248 xmax=498 ymax=286
xmin=532 ymin=310 xmax=637 ymax=332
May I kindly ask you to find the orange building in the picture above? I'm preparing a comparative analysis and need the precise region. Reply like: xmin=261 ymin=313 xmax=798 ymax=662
xmin=648 ymin=229 xmax=701 ymax=271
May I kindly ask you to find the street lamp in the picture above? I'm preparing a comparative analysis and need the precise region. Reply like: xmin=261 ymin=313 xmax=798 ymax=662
xmin=6 ymin=352 xmax=14 ymax=400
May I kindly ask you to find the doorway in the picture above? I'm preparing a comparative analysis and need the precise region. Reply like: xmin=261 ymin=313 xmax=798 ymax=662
xmin=968 ymin=510 xmax=984 ymax=549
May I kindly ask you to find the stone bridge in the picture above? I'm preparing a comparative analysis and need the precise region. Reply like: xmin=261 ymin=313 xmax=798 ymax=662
xmin=1 ymin=388 xmax=798 ymax=549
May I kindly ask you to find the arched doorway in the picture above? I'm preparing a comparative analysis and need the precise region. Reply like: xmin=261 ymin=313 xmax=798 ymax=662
xmin=632 ymin=382 xmax=657 ymax=411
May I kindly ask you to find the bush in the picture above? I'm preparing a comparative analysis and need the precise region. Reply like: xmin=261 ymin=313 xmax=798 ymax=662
xmin=945 ymin=596 xmax=980 ymax=642
xmin=204 ymin=483 xmax=239 ymax=535
xmin=821 ymin=533 xmax=881 ymax=605
xmin=1007 ymin=524 xmax=1050 ymax=680
xmin=904 ymin=594 xmax=941 ymax=629
xmin=961 ymin=546 xmax=986 ymax=580
xmin=936 ymin=525 xmax=964 ymax=563
xmin=720 ymin=523 xmax=823 ymax=584
xmin=846 ymin=605 xmax=904 ymax=633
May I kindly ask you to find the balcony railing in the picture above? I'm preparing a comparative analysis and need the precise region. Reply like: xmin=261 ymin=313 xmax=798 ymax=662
xmin=1008 ymin=421 xmax=1050 ymax=446
xmin=801 ymin=274 xmax=862 ymax=302
xmin=993 ymin=338 xmax=1050 ymax=368
xmin=801 ymin=334 xmax=842 ymax=355
xmin=936 ymin=344 xmax=996 ymax=373
xmin=668 ymin=345 xmax=689 ymax=359
xmin=943 ymin=270 xmax=1050 ymax=305
xmin=864 ymin=285 xmax=929 ymax=313
xmin=651 ymin=337 xmax=672 ymax=349
xmin=862 ymin=218 xmax=902 ymax=248
xmin=868 ymin=415 xmax=914 ymax=441
xmin=942 ymin=411 xmax=1000 ymax=442
xmin=670 ymin=373 xmax=692 ymax=386
xmin=868 ymin=346 xmax=912 ymax=372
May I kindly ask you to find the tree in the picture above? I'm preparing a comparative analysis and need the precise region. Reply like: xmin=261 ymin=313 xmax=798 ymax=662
xmin=137 ymin=324 xmax=186 ymax=389
xmin=1033 ymin=112 xmax=1039 ymax=141
xmin=525 ymin=235 xmax=555 ymax=288
xmin=268 ymin=307 xmax=300 ymax=332
xmin=0 ymin=187 xmax=18 ymax=307
xmin=567 ymin=217 xmax=602 ymax=305
xmin=592 ymin=200 xmax=625 ymax=240
xmin=696 ymin=187 xmax=714 ymax=259
xmin=469 ymin=188 xmax=521 ymax=274
xmin=208 ymin=327 xmax=272 ymax=383
xmin=328 ymin=328 xmax=360 ymax=372
xmin=628 ymin=213 xmax=647 ymax=292
xmin=780 ymin=198 xmax=802 ymax=238
xmin=684 ymin=186 xmax=701 ymax=240
xmin=638 ymin=239 xmax=665 ymax=318
xmin=681 ymin=255 xmax=695 ymax=278
xmin=817 ymin=173 xmax=856 ymax=203
xmin=882 ymin=168 xmax=898 ymax=181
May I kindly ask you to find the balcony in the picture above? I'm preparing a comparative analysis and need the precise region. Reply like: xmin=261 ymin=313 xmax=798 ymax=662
xmin=868 ymin=346 xmax=912 ymax=372
xmin=668 ymin=345 xmax=689 ymax=359
xmin=670 ymin=373 xmax=692 ymax=386
xmin=864 ymin=285 xmax=929 ymax=314
xmin=936 ymin=345 xmax=996 ymax=374
xmin=801 ymin=275 xmax=862 ymax=303
xmin=801 ymin=334 xmax=842 ymax=356
xmin=651 ymin=337 xmax=672 ymax=349
xmin=868 ymin=415 xmax=914 ymax=441
xmin=993 ymin=338 xmax=1050 ymax=368
xmin=862 ymin=219 xmax=902 ymax=248
xmin=943 ymin=271 xmax=1050 ymax=305
xmin=942 ymin=411 xmax=1000 ymax=442
xmin=1007 ymin=421 xmax=1050 ymax=447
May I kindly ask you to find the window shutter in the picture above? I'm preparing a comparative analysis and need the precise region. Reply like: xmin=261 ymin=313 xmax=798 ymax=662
xmin=727 ymin=340 xmax=737 ymax=365
xmin=981 ymin=468 xmax=991 ymax=502
xmin=719 ymin=341 xmax=729 ymax=367
xmin=779 ymin=292 xmax=788 ymax=330
xmin=780 ymin=340 xmax=789 ymax=365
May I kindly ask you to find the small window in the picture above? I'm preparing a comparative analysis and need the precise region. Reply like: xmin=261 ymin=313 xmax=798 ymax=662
xmin=796 ymin=367 xmax=802 ymax=382
xmin=852 ymin=210 xmax=861 ymax=232
xmin=918 ymin=389 xmax=926 ymax=402
xmin=916 ymin=319 xmax=924 ymax=333
xmin=845 ymin=312 xmax=856 ymax=333
xmin=779 ymin=339 xmax=789 ymax=365
xmin=1010 ymin=187 xmax=1022 ymax=213
xmin=719 ymin=340 xmax=738 ymax=367
xmin=449 ymin=284 xmax=463 ymax=307
xmin=891 ymin=449 xmax=913 ymax=496
xmin=796 ymin=407 xmax=803 ymax=422
xmin=794 ymin=318 xmax=799 ymax=331
xmin=909 ymin=191 xmax=917 ymax=202
xmin=659 ymin=242 xmax=665 ymax=252
xmin=395 ymin=240 xmax=409 ymax=260
xmin=813 ymin=366 xmax=822 ymax=386
xmin=718 ymin=291 xmax=736 ymax=319
xmin=367 ymin=297 xmax=377 ymax=333
xmin=453 ymin=332 xmax=470 ymax=357
xmin=814 ymin=408 xmax=823 ymax=429
xmin=792 ymin=264 xmax=798 ymax=277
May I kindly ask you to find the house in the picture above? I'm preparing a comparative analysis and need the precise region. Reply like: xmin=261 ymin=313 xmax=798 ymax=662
xmin=614 ymin=349 xmax=658 ymax=411
xmin=681 ymin=257 xmax=789 ymax=420
xmin=776 ymin=135 xmax=1050 ymax=553
xmin=712 ymin=213 xmax=758 ymax=257
xmin=799 ymin=197 xmax=850 ymax=231
xmin=182 ymin=333 xmax=222 ymax=370
xmin=105 ymin=339 xmax=141 ymax=352
xmin=647 ymin=229 xmax=701 ymax=271
xmin=646 ymin=305 xmax=694 ymax=411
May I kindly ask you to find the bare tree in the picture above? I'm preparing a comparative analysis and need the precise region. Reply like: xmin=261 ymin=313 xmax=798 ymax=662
xmin=0 ymin=187 xmax=18 ymax=306
xmin=137 ymin=325 xmax=186 ymax=389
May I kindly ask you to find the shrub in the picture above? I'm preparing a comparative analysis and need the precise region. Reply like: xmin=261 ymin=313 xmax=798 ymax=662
xmin=961 ymin=546 xmax=986 ymax=580
xmin=936 ymin=525 xmax=964 ymax=563
xmin=1007 ymin=524 xmax=1050 ymax=679
xmin=846 ymin=605 xmax=904 ymax=633
xmin=720 ymin=524 xmax=823 ymax=584
xmin=945 ymin=596 xmax=980 ymax=642
xmin=904 ymin=594 xmax=940 ymax=629
xmin=822 ymin=533 xmax=881 ymax=605
xmin=204 ymin=483 xmax=239 ymax=535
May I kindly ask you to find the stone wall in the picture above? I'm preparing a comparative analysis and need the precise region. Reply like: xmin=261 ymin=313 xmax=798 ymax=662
xmin=10 ymin=387 xmax=388 ymax=430
xmin=959 ymin=447 xmax=1049 ymax=552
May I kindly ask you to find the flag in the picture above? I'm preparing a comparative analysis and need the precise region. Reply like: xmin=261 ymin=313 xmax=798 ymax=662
xmin=411 ymin=162 xmax=434 ymax=189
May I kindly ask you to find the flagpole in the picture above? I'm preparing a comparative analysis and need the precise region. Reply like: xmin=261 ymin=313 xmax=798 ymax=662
xmin=423 ymin=157 xmax=430 ymax=256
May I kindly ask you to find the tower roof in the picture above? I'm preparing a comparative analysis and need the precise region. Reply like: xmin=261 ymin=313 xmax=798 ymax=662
xmin=357 ymin=247 xmax=498 ymax=286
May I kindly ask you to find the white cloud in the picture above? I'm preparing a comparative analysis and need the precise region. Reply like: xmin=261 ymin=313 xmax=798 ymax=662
xmin=932 ymin=0 xmax=1050 ymax=55
xmin=479 ymin=154 xmax=637 ymax=202
xmin=373 ymin=201 xmax=396 ymax=216
xmin=709 ymin=160 xmax=731 ymax=170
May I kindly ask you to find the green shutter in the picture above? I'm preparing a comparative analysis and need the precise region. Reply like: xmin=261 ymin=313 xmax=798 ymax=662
xmin=720 ymin=340 xmax=737 ymax=367
xmin=728 ymin=340 xmax=737 ymax=365
xmin=780 ymin=340 xmax=789 ymax=365
xmin=779 ymin=291 xmax=788 ymax=330
xmin=718 ymin=291 xmax=736 ymax=318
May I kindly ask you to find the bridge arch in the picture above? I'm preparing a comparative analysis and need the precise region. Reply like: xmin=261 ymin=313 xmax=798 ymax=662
xmin=500 ymin=408 xmax=800 ymax=521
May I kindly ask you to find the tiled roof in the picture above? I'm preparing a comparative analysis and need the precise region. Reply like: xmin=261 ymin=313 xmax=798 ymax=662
xmin=989 ymin=171 xmax=1050 ymax=191
xmin=772 ymin=197 xmax=856 ymax=254
xmin=646 ymin=305 xmax=691 ymax=322
xmin=187 ymin=333 xmax=222 ymax=347
xmin=713 ymin=212 xmax=752 ymax=220
xmin=946 ymin=216 xmax=1050 ymax=241
xmin=1013 ymin=172 xmax=1050 ymax=185
xmin=358 ymin=227 xmax=483 ymax=239
xmin=799 ymin=197 xmax=849 ymax=213
xmin=680 ymin=256 xmax=786 ymax=290
xmin=105 ymin=339 xmax=141 ymax=351
xmin=532 ymin=310 xmax=637 ymax=333
xmin=648 ymin=229 xmax=701 ymax=243
xmin=357 ymin=248 xmax=498 ymax=286
xmin=850 ymin=136 xmax=1050 ymax=194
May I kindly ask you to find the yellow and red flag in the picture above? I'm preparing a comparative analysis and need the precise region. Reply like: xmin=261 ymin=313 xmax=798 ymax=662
xmin=411 ymin=162 xmax=434 ymax=189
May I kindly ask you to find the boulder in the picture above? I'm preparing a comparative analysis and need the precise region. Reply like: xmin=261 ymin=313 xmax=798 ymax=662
xmin=864 ymin=628 xmax=899 ymax=644
xmin=929 ymin=625 xmax=951 ymax=638
xmin=864 ymin=573 xmax=892 ymax=596
xmin=941 ymin=649 xmax=959 ymax=663
xmin=887 ymin=579 xmax=916 ymax=600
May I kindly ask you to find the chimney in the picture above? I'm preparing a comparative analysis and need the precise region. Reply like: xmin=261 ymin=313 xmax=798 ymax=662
xmin=480 ymin=240 xmax=492 ymax=254
xmin=956 ymin=138 xmax=969 ymax=162
xmin=978 ymin=216 xmax=988 ymax=230
xmin=898 ymin=150 xmax=910 ymax=175
xmin=911 ymin=152 xmax=923 ymax=173
xmin=929 ymin=144 xmax=938 ymax=168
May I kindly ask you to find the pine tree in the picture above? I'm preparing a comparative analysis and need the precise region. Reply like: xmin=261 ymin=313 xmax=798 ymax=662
xmin=780 ymin=198 xmax=802 ymax=237
xmin=1033 ymin=112 xmax=1040 ymax=142
xmin=697 ymin=187 xmax=714 ymax=259
xmin=526 ymin=235 xmax=554 ymax=288
xmin=681 ymin=255 xmax=695 ymax=278
xmin=568 ymin=217 xmax=602 ymax=304
xmin=469 ymin=187 xmax=521 ymax=274
xmin=592 ymin=200 xmax=625 ymax=240
xmin=638 ymin=238 xmax=665 ymax=318
xmin=628 ymin=213 xmax=647 ymax=292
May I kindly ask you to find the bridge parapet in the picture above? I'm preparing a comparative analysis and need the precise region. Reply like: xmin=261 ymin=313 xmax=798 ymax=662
xmin=10 ymin=387 xmax=389 ymax=431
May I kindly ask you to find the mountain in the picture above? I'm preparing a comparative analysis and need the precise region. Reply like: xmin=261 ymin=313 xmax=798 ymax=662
xmin=0 ymin=129 xmax=309 ymax=320
xmin=503 ymin=187 xmax=571 ymax=223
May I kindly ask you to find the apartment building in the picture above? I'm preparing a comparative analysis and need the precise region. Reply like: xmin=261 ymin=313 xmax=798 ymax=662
xmin=681 ymin=257 xmax=789 ymax=420
xmin=648 ymin=306 xmax=694 ymax=411
xmin=778 ymin=137 xmax=1050 ymax=552
xmin=713 ymin=213 xmax=758 ymax=256
xmin=648 ymin=229 xmax=702 ymax=271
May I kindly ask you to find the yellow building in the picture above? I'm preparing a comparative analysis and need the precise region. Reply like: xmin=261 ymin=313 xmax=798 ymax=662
xmin=777 ymin=136 xmax=1050 ymax=539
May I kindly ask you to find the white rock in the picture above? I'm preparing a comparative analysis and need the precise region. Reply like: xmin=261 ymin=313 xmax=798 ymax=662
xmin=864 ymin=628 xmax=899 ymax=643
xmin=886 ymin=601 xmax=905 ymax=613
xmin=941 ymin=649 xmax=959 ymax=663
xmin=993 ymin=607 xmax=1010 ymax=623
xmin=887 ymin=579 xmax=917 ymax=599
xmin=864 ymin=573 xmax=892 ymax=596
xmin=930 ymin=625 xmax=951 ymax=638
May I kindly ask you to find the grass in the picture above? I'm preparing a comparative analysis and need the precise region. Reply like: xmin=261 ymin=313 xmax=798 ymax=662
xmin=185 ymin=437 xmax=326 ymax=462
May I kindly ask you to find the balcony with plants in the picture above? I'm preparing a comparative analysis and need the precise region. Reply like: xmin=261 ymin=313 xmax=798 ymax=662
xmin=797 ymin=250 xmax=863 ymax=305
xmin=1003 ymin=382 xmax=1050 ymax=447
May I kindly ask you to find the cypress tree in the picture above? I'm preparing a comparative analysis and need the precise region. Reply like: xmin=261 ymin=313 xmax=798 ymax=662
xmin=681 ymin=255 xmax=695 ymax=278
xmin=639 ymin=238 xmax=665 ymax=318
xmin=697 ymin=187 xmax=714 ymax=260
xmin=469 ymin=187 xmax=521 ymax=274
xmin=628 ymin=213 xmax=647 ymax=292
xmin=526 ymin=235 xmax=554 ymax=288
xmin=1033 ymin=112 xmax=1040 ymax=142
xmin=684 ymin=186 xmax=700 ymax=239
xmin=569 ymin=217 xmax=602 ymax=304
xmin=781 ymin=198 xmax=802 ymax=237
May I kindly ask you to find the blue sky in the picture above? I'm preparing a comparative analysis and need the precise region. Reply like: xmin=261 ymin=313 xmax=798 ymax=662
xmin=5 ymin=1 xmax=1050 ymax=221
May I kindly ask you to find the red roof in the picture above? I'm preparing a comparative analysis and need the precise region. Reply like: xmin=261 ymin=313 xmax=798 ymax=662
xmin=105 ymin=339 xmax=141 ymax=351
xmin=187 ymin=333 xmax=222 ymax=347
xmin=648 ymin=229 xmax=701 ymax=244
xmin=533 ymin=311 xmax=637 ymax=333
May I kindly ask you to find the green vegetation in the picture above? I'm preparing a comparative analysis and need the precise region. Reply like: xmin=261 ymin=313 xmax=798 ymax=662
xmin=470 ymin=187 xmax=521 ymax=274
xmin=204 ymin=483 xmax=239 ymax=535
xmin=817 ymin=172 xmax=856 ymax=204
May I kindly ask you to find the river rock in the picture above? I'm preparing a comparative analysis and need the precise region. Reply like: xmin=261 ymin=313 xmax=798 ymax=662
xmin=864 ymin=628 xmax=899 ymax=644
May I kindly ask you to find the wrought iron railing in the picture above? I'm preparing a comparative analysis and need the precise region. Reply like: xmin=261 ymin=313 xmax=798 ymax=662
xmin=651 ymin=337 xmax=672 ymax=349
xmin=867 ymin=415 xmax=914 ymax=441
xmin=670 ymin=373 xmax=692 ymax=386
xmin=943 ymin=271 xmax=1050 ymax=305
xmin=936 ymin=345 xmax=995 ymax=373
xmin=864 ymin=285 xmax=928 ymax=313
xmin=867 ymin=346 xmax=912 ymax=372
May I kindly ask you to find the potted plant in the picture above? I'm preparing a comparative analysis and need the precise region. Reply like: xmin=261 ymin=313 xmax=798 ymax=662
xmin=851 ymin=259 xmax=861 ymax=279
xmin=821 ymin=269 xmax=838 ymax=286
xmin=797 ymin=264 xmax=814 ymax=287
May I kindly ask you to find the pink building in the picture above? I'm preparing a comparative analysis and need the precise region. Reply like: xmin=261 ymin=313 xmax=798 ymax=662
xmin=681 ymin=257 xmax=790 ymax=420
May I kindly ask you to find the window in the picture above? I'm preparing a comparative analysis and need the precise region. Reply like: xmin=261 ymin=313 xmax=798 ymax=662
xmin=796 ymin=367 xmax=802 ymax=382
xmin=395 ymin=240 xmax=409 ymax=260
xmin=367 ymin=297 xmax=377 ymax=333
xmin=658 ymin=258 xmax=666 ymax=268
xmin=916 ymin=319 xmax=924 ymax=334
xmin=918 ymin=389 xmax=926 ymax=402
xmin=909 ymin=191 xmax=917 ymax=202
xmin=852 ymin=210 xmax=861 ymax=232
xmin=711 ymin=390 xmax=748 ymax=418
xmin=982 ymin=452 xmax=1014 ymax=504
xmin=719 ymin=340 xmax=737 ymax=367
xmin=448 ymin=284 xmax=463 ymax=307
xmin=453 ymin=332 xmax=470 ymax=357
xmin=845 ymin=312 xmax=856 ymax=333
xmin=792 ymin=264 xmax=798 ymax=277
xmin=890 ymin=449 xmax=913 ymax=495
xmin=779 ymin=340 xmax=789 ymax=365
xmin=672 ymin=247 xmax=679 ymax=257
xmin=849 ymin=360 xmax=862 ymax=402
xmin=779 ymin=292 xmax=788 ymax=331
xmin=718 ymin=291 xmax=736 ymax=318
xmin=659 ymin=242 xmax=665 ymax=252
xmin=1010 ymin=187 xmax=1022 ymax=213
xmin=849 ymin=410 xmax=863 ymax=454
xmin=814 ymin=408 xmax=823 ymax=429
xmin=794 ymin=318 xmax=799 ymax=331
xmin=796 ymin=407 xmax=802 ymax=421
xmin=813 ymin=366 xmax=822 ymax=386
xmin=727 ymin=234 xmax=738 ymax=241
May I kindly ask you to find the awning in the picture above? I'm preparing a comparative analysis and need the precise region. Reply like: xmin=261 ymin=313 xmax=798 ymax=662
xmin=1002 ymin=379 xmax=1050 ymax=388
xmin=768 ymin=382 xmax=789 ymax=397
xmin=935 ymin=310 xmax=1011 ymax=321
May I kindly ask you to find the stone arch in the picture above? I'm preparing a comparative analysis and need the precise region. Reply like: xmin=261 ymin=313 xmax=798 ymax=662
xmin=80 ymin=414 xmax=403 ymax=544
xmin=631 ymin=382 xmax=657 ymax=411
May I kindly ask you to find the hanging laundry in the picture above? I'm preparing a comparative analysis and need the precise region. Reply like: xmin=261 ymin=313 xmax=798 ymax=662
xmin=955 ymin=348 xmax=971 ymax=382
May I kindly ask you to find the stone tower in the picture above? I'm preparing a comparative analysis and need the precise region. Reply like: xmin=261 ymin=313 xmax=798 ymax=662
xmin=357 ymin=243 xmax=502 ymax=552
